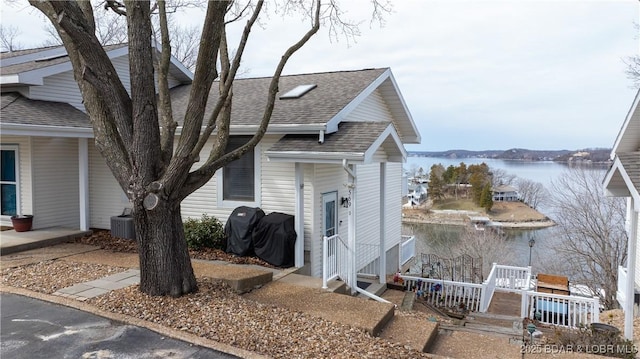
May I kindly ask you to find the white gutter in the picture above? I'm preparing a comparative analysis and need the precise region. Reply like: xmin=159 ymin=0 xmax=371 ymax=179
xmin=0 ymin=123 xmax=94 ymax=138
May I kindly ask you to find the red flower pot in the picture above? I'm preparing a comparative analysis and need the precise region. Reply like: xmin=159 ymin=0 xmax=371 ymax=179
xmin=10 ymin=215 xmax=33 ymax=232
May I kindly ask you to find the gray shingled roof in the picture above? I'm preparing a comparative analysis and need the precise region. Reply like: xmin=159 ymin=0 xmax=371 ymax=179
xmin=1 ymin=93 xmax=90 ymax=127
xmin=618 ymin=152 xmax=640 ymax=194
xmin=170 ymin=68 xmax=387 ymax=127
xmin=1 ymin=44 xmax=128 ymax=76
xmin=268 ymin=121 xmax=390 ymax=154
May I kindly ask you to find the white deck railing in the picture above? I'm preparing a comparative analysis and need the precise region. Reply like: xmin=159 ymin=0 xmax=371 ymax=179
xmin=480 ymin=263 xmax=498 ymax=312
xmin=322 ymin=235 xmax=350 ymax=289
xmin=356 ymin=242 xmax=380 ymax=277
xmin=617 ymin=266 xmax=627 ymax=308
xmin=401 ymin=275 xmax=483 ymax=312
xmin=480 ymin=263 xmax=532 ymax=312
xmin=522 ymin=291 xmax=600 ymax=328
xmin=493 ymin=264 xmax=532 ymax=292
xmin=400 ymin=235 xmax=416 ymax=266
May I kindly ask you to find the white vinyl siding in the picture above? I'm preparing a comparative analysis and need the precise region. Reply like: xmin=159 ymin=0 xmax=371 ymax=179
xmin=355 ymin=163 xmax=381 ymax=271
xmin=31 ymin=137 xmax=79 ymax=229
xmin=0 ymin=136 xmax=33 ymax=226
xmin=385 ymin=162 xmax=403 ymax=251
xmin=260 ymin=136 xmax=296 ymax=215
xmin=344 ymin=89 xmax=393 ymax=123
xmin=310 ymin=164 xmax=347 ymax=277
xmin=634 ymin=210 xmax=640 ymax=289
xmin=88 ymin=141 xmax=129 ymax=229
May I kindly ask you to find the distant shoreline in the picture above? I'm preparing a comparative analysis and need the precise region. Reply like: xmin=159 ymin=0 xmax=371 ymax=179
xmin=402 ymin=215 xmax=556 ymax=229
xmin=401 ymin=202 xmax=556 ymax=229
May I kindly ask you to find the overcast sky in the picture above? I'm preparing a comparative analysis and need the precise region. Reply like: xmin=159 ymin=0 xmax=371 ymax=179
xmin=2 ymin=0 xmax=638 ymax=151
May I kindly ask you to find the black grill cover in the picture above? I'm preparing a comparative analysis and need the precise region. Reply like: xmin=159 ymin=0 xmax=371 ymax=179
xmin=225 ymin=206 xmax=265 ymax=256
xmin=253 ymin=212 xmax=296 ymax=268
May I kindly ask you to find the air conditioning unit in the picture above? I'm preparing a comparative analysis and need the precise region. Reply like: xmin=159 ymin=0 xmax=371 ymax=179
xmin=111 ymin=211 xmax=136 ymax=240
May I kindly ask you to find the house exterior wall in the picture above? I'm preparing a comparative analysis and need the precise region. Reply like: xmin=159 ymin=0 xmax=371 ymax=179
xmin=0 ymin=136 xmax=33 ymax=227
xmin=31 ymin=137 xmax=80 ymax=229
xmin=28 ymin=56 xmax=132 ymax=111
xmin=309 ymin=164 xmax=347 ymax=277
xmin=88 ymin=141 xmax=130 ymax=229
xmin=344 ymin=89 xmax=393 ymax=122
xmin=355 ymin=162 xmax=382 ymax=270
xmin=181 ymin=135 xmax=297 ymax=224
xmin=633 ymin=206 xmax=640 ymax=291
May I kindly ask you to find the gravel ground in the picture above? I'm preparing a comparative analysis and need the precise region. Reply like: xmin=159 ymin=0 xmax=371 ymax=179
xmin=3 ymin=231 xmax=639 ymax=358
xmin=1 ymin=260 xmax=126 ymax=294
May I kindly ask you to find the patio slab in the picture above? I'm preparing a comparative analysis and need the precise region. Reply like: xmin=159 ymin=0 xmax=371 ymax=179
xmin=0 ymin=228 xmax=91 ymax=256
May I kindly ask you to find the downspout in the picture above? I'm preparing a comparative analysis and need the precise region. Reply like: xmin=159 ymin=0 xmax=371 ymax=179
xmin=342 ymin=159 xmax=356 ymax=294
xmin=318 ymin=130 xmax=325 ymax=144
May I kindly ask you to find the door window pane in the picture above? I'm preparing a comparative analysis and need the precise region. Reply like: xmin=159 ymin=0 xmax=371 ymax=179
xmin=0 ymin=148 xmax=17 ymax=216
xmin=1 ymin=150 xmax=16 ymax=182
xmin=1 ymin=184 xmax=16 ymax=216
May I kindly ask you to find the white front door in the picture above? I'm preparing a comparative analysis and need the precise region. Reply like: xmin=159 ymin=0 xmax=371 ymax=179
xmin=322 ymin=191 xmax=338 ymax=238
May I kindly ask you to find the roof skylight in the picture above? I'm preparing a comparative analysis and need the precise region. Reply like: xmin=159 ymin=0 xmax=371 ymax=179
xmin=279 ymin=84 xmax=317 ymax=99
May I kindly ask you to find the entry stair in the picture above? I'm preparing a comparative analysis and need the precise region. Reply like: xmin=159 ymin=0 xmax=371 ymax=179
xmin=244 ymin=272 xmax=532 ymax=355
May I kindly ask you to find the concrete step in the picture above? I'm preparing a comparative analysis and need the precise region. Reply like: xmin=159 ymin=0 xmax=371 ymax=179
xmin=440 ymin=321 xmax=522 ymax=338
xmin=379 ymin=314 xmax=439 ymax=352
xmin=244 ymin=279 xmax=395 ymax=336
xmin=276 ymin=273 xmax=347 ymax=294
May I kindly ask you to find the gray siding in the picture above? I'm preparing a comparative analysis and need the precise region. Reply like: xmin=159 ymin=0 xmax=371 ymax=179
xmin=88 ymin=141 xmax=130 ymax=229
xmin=31 ymin=137 xmax=79 ymax=228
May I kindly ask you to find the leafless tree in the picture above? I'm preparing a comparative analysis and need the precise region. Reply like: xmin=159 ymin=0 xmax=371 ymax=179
xmin=0 ymin=24 xmax=22 ymax=52
xmin=29 ymin=0 xmax=388 ymax=297
xmin=425 ymin=225 xmax=514 ymax=278
xmin=624 ymin=55 xmax=640 ymax=90
xmin=516 ymin=178 xmax=549 ymax=210
xmin=546 ymin=167 xmax=627 ymax=310
xmin=490 ymin=168 xmax=516 ymax=187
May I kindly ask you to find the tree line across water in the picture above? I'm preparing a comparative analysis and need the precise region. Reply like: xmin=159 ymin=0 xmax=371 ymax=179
xmin=408 ymin=161 xmax=549 ymax=212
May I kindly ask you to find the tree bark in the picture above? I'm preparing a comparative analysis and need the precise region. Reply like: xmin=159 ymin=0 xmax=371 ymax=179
xmin=134 ymin=200 xmax=197 ymax=296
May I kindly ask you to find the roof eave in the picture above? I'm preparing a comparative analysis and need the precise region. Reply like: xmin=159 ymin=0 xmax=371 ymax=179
xmin=610 ymin=89 xmax=640 ymax=157
xmin=0 ymin=123 xmax=93 ymax=138
xmin=603 ymin=156 xmax=640 ymax=211
xmin=265 ymin=151 xmax=364 ymax=164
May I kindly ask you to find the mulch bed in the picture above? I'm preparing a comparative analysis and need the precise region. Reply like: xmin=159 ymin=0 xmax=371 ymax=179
xmin=74 ymin=229 xmax=276 ymax=268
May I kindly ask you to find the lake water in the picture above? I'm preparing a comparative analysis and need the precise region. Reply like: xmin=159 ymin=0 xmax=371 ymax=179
xmin=402 ymin=156 xmax=608 ymax=274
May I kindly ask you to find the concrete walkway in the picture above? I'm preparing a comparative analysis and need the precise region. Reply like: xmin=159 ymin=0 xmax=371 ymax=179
xmin=53 ymin=269 xmax=141 ymax=301
xmin=0 ymin=227 xmax=90 ymax=255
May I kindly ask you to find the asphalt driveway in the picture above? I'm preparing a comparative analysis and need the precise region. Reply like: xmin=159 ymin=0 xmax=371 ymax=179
xmin=1 ymin=293 xmax=239 ymax=359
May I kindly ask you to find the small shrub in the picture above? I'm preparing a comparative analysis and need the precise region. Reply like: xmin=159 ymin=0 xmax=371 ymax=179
xmin=549 ymin=324 xmax=636 ymax=358
xmin=183 ymin=214 xmax=225 ymax=250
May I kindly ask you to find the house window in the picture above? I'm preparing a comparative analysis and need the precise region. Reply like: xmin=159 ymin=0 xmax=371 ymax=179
xmin=1 ymin=146 xmax=19 ymax=216
xmin=222 ymin=136 xmax=255 ymax=202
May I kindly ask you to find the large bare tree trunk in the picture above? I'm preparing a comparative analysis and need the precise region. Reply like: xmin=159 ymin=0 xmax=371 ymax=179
xmin=134 ymin=201 xmax=196 ymax=296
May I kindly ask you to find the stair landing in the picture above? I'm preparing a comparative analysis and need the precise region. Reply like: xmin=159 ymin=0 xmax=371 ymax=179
xmin=487 ymin=291 xmax=522 ymax=317
xmin=244 ymin=278 xmax=394 ymax=335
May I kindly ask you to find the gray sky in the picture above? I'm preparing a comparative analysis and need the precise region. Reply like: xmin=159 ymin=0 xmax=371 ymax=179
xmin=2 ymin=0 xmax=638 ymax=151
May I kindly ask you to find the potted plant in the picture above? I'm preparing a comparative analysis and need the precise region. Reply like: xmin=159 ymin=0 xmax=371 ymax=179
xmin=10 ymin=214 xmax=33 ymax=232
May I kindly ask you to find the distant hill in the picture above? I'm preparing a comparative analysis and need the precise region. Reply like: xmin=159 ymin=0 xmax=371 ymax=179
xmin=409 ymin=148 xmax=612 ymax=163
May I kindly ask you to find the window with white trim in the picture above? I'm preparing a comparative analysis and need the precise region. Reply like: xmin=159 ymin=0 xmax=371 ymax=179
xmin=1 ymin=146 xmax=19 ymax=216
xmin=221 ymin=136 xmax=256 ymax=203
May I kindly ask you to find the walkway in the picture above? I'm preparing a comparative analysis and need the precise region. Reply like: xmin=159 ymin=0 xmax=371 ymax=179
xmin=53 ymin=269 xmax=141 ymax=301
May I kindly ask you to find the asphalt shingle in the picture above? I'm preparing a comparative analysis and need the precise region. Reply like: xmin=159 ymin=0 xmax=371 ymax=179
xmin=170 ymin=68 xmax=388 ymax=127
xmin=617 ymin=152 xmax=640 ymax=194
xmin=1 ymin=92 xmax=90 ymax=128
